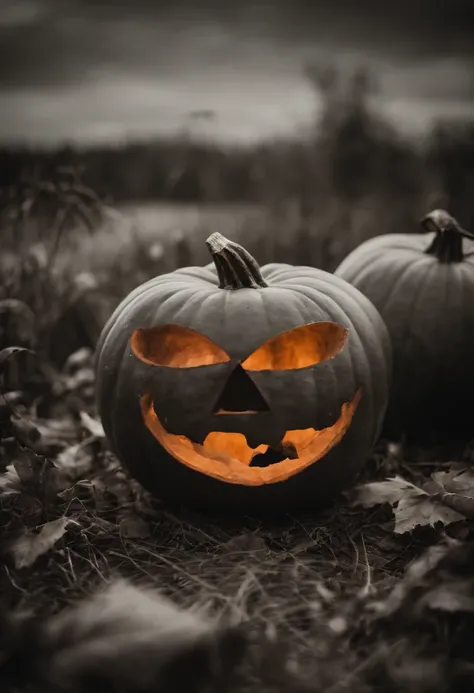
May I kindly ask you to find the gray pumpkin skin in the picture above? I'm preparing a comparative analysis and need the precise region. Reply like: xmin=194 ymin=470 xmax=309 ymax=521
xmin=335 ymin=224 xmax=474 ymax=444
xmin=95 ymin=246 xmax=391 ymax=515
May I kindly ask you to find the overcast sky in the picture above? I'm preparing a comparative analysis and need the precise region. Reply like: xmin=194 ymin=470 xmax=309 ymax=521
xmin=1 ymin=0 xmax=473 ymax=145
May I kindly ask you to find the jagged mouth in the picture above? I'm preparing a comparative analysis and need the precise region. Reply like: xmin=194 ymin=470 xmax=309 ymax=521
xmin=139 ymin=389 xmax=362 ymax=486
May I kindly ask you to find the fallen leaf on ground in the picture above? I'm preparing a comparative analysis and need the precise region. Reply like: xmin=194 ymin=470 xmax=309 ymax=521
xmin=64 ymin=347 xmax=93 ymax=373
xmin=55 ymin=440 xmax=95 ymax=476
xmin=11 ymin=414 xmax=78 ymax=454
xmin=10 ymin=416 xmax=41 ymax=446
xmin=418 ymin=579 xmax=474 ymax=613
xmin=9 ymin=517 xmax=79 ymax=569
xmin=423 ymin=468 xmax=474 ymax=519
xmin=79 ymin=411 xmax=105 ymax=438
xmin=13 ymin=446 xmax=53 ymax=485
xmin=0 ymin=446 xmax=66 ymax=497
xmin=62 ymin=368 xmax=95 ymax=393
xmin=352 ymin=474 xmax=465 ymax=533
xmin=0 ymin=464 xmax=22 ymax=495
xmin=42 ymin=579 xmax=246 ymax=692
xmin=370 ymin=540 xmax=455 ymax=616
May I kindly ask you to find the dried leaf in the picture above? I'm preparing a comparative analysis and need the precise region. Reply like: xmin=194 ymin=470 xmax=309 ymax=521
xmin=432 ymin=467 xmax=474 ymax=493
xmin=101 ymin=469 xmax=134 ymax=505
xmin=0 ymin=464 xmax=22 ymax=495
xmin=370 ymin=541 xmax=455 ymax=616
xmin=12 ymin=414 xmax=77 ymax=454
xmin=10 ymin=517 xmax=78 ymax=569
xmin=427 ymin=468 xmax=474 ymax=519
xmin=79 ymin=411 xmax=105 ymax=438
xmin=0 ymin=446 xmax=67 ymax=497
xmin=13 ymin=447 xmax=49 ymax=485
xmin=393 ymin=495 xmax=463 ymax=534
xmin=352 ymin=475 xmax=424 ymax=508
xmin=62 ymin=368 xmax=94 ymax=392
xmin=419 ymin=580 xmax=474 ymax=613
xmin=352 ymin=475 xmax=464 ymax=534
xmin=404 ymin=541 xmax=454 ymax=583
xmin=11 ymin=416 xmax=41 ymax=446
xmin=64 ymin=347 xmax=93 ymax=373
xmin=43 ymin=580 xmax=246 ymax=692
xmin=55 ymin=441 xmax=95 ymax=476
xmin=35 ymin=416 xmax=78 ymax=442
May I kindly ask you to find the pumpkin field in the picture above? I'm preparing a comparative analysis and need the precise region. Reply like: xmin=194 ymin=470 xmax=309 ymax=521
xmin=1 ymin=79 xmax=474 ymax=693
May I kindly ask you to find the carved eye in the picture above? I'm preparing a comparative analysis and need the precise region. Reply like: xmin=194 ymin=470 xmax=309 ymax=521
xmin=131 ymin=324 xmax=230 ymax=368
xmin=242 ymin=322 xmax=348 ymax=371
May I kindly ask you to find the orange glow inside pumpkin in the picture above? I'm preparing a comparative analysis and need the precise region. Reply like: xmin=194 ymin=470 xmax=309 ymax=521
xmin=131 ymin=324 xmax=230 ymax=368
xmin=131 ymin=321 xmax=348 ymax=370
xmin=242 ymin=322 xmax=348 ymax=370
xmin=140 ymin=389 xmax=362 ymax=486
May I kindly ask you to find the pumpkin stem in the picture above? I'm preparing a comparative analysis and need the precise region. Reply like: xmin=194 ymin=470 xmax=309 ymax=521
xmin=421 ymin=209 xmax=474 ymax=263
xmin=206 ymin=233 xmax=268 ymax=289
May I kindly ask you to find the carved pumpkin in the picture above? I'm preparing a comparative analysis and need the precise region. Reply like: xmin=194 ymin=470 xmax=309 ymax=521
xmin=95 ymin=233 xmax=391 ymax=514
xmin=335 ymin=209 xmax=474 ymax=444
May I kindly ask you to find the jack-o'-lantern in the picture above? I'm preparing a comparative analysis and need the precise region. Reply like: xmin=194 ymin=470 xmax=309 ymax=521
xmin=335 ymin=209 xmax=474 ymax=445
xmin=95 ymin=233 xmax=391 ymax=514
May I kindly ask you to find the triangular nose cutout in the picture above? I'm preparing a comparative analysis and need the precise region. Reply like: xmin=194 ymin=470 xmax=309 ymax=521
xmin=213 ymin=364 xmax=270 ymax=413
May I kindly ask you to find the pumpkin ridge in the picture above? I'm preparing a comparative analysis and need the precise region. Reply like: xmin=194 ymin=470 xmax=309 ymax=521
xmin=167 ymin=287 xmax=216 ymax=329
xmin=259 ymin=263 xmax=294 ymax=281
xmin=389 ymin=262 xmax=438 ymax=393
xmin=391 ymin=262 xmax=449 ymax=434
xmin=374 ymin=257 xmax=433 ymax=321
xmin=342 ymin=248 xmax=428 ymax=288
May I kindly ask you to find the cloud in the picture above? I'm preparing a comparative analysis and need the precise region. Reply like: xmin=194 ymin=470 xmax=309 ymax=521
xmin=0 ymin=0 xmax=47 ymax=27
xmin=0 ymin=0 xmax=472 ymax=143
xmin=275 ymin=0 xmax=474 ymax=60
xmin=1 ymin=0 xmax=473 ymax=90
xmin=0 ymin=69 xmax=315 ymax=144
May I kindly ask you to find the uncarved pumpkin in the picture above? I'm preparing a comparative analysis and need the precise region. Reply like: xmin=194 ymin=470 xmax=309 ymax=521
xmin=335 ymin=209 xmax=474 ymax=444
xmin=95 ymin=233 xmax=391 ymax=514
